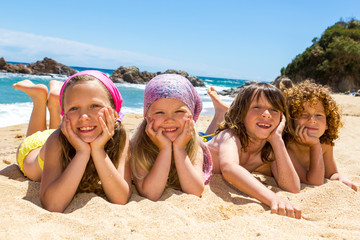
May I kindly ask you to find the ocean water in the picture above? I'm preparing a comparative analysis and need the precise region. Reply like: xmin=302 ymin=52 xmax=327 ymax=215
xmin=0 ymin=66 xmax=247 ymax=128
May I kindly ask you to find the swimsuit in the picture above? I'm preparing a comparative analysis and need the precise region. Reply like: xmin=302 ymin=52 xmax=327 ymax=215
xmin=17 ymin=129 xmax=55 ymax=176
xmin=199 ymin=132 xmax=214 ymax=142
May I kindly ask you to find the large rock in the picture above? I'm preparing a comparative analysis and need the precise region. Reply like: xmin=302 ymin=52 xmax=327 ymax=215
xmin=0 ymin=57 xmax=76 ymax=76
xmin=0 ymin=57 xmax=32 ymax=74
xmin=27 ymin=57 xmax=76 ymax=76
xmin=110 ymin=66 xmax=205 ymax=87
xmin=111 ymin=66 xmax=156 ymax=84
xmin=217 ymin=81 xmax=260 ymax=97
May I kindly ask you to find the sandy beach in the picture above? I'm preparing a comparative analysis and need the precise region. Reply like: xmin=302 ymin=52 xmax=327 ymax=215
xmin=1 ymin=94 xmax=359 ymax=239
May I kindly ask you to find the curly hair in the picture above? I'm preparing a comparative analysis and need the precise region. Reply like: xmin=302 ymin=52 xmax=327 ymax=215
xmin=59 ymin=75 xmax=127 ymax=196
xmin=130 ymin=119 xmax=200 ymax=190
xmin=216 ymin=82 xmax=289 ymax=163
xmin=283 ymin=80 xmax=342 ymax=146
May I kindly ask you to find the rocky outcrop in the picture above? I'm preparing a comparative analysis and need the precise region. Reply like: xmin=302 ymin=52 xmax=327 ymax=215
xmin=110 ymin=66 xmax=205 ymax=87
xmin=1 ymin=57 xmax=205 ymax=87
xmin=217 ymin=81 xmax=260 ymax=97
xmin=0 ymin=57 xmax=76 ymax=76
xmin=0 ymin=57 xmax=32 ymax=74
xmin=110 ymin=66 xmax=157 ymax=84
xmin=27 ymin=57 xmax=77 ymax=76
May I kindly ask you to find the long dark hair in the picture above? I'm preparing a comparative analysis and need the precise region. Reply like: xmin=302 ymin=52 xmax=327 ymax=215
xmin=216 ymin=82 xmax=289 ymax=163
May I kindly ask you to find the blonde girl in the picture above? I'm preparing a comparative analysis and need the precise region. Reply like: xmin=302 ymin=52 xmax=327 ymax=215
xmin=130 ymin=74 xmax=212 ymax=201
xmin=14 ymin=70 xmax=132 ymax=212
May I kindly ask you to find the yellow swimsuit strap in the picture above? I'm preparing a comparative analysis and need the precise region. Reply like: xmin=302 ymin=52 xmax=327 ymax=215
xmin=199 ymin=133 xmax=215 ymax=142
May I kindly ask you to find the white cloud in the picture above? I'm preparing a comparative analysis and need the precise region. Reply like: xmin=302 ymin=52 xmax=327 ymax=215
xmin=0 ymin=28 xmax=252 ymax=79
xmin=0 ymin=28 xmax=179 ymax=70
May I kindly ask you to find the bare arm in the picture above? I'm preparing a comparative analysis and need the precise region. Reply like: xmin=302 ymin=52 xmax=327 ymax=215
xmin=268 ymin=115 xmax=300 ymax=193
xmin=133 ymin=146 xmax=172 ymax=201
xmin=173 ymin=118 xmax=204 ymax=197
xmin=90 ymin=108 xmax=132 ymax=204
xmin=40 ymin=129 xmax=90 ymax=213
xmin=324 ymin=144 xmax=357 ymax=191
xmin=219 ymin=131 xmax=301 ymax=219
xmin=132 ymin=119 xmax=173 ymax=201
xmin=290 ymin=125 xmax=325 ymax=185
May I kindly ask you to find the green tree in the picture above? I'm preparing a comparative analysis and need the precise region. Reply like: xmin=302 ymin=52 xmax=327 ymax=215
xmin=282 ymin=19 xmax=360 ymax=92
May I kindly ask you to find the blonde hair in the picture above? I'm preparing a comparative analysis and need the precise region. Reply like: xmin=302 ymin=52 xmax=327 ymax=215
xmin=216 ymin=82 xmax=289 ymax=163
xmin=130 ymin=119 xmax=199 ymax=189
xmin=59 ymin=75 xmax=127 ymax=196
xmin=283 ymin=80 xmax=342 ymax=146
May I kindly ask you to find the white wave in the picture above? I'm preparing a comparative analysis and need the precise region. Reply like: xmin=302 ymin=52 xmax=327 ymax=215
xmin=115 ymin=82 xmax=146 ymax=90
xmin=0 ymin=102 xmax=37 ymax=127
xmin=0 ymin=72 xmax=67 ymax=81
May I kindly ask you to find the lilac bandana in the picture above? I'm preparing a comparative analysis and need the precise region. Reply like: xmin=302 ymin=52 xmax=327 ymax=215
xmin=143 ymin=74 xmax=202 ymax=122
xmin=59 ymin=70 xmax=124 ymax=121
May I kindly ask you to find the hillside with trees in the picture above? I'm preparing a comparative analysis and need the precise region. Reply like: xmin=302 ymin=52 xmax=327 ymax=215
xmin=278 ymin=19 xmax=360 ymax=92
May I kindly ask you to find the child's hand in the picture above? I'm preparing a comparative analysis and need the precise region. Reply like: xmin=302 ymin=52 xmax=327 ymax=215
xmin=145 ymin=117 xmax=171 ymax=150
xmin=267 ymin=114 xmax=286 ymax=144
xmin=61 ymin=114 xmax=90 ymax=153
xmin=90 ymin=107 xmax=115 ymax=150
xmin=331 ymin=173 xmax=358 ymax=191
xmin=270 ymin=196 xmax=302 ymax=219
xmin=295 ymin=125 xmax=320 ymax=146
xmin=173 ymin=114 xmax=194 ymax=149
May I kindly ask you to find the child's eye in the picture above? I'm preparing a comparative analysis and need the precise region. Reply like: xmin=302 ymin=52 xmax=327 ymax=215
xmin=175 ymin=110 xmax=185 ymax=113
xmin=271 ymin=108 xmax=279 ymax=113
xmin=155 ymin=111 xmax=164 ymax=115
xmin=69 ymin=107 xmax=78 ymax=111
xmin=91 ymin=104 xmax=102 ymax=108
xmin=301 ymin=113 xmax=310 ymax=118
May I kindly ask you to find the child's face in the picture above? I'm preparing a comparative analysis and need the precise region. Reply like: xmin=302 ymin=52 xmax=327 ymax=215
xmin=294 ymin=101 xmax=328 ymax=139
xmin=63 ymin=80 xmax=115 ymax=143
xmin=244 ymin=92 xmax=281 ymax=140
xmin=146 ymin=98 xmax=192 ymax=142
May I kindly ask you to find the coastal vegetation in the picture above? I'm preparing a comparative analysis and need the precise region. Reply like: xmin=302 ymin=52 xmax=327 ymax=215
xmin=279 ymin=19 xmax=360 ymax=92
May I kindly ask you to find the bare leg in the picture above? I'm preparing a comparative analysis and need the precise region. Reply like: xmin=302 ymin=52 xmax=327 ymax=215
xmin=13 ymin=80 xmax=48 ymax=181
xmin=47 ymin=80 xmax=63 ymax=129
xmin=13 ymin=80 xmax=48 ymax=137
xmin=205 ymin=87 xmax=229 ymax=134
xmin=22 ymin=148 xmax=42 ymax=181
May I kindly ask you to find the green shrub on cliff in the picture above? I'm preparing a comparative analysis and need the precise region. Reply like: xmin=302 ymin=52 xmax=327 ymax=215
xmin=282 ymin=19 xmax=360 ymax=92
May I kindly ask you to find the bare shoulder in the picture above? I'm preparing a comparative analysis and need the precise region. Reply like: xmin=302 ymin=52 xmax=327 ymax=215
xmin=321 ymin=143 xmax=333 ymax=153
xmin=43 ymin=129 xmax=61 ymax=150
xmin=212 ymin=129 xmax=238 ymax=144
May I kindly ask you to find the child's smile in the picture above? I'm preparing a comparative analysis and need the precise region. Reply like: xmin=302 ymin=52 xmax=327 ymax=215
xmin=146 ymin=98 xmax=192 ymax=142
xmin=63 ymin=80 xmax=114 ymax=143
xmin=244 ymin=93 xmax=281 ymax=140
xmin=295 ymin=101 xmax=327 ymax=138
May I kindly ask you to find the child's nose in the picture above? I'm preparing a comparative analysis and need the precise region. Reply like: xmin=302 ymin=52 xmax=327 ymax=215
xmin=79 ymin=112 xmax=90 ymax=121
xmin=261 ymin=109 xmax=271 ymax=118
xmin=308 ymin=115 xmax=316 ymax=122
xmin=164 ymin=113 xmax=175 ymax=122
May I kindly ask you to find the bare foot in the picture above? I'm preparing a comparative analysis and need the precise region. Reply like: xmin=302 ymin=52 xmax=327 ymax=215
xmin=205 ymin=87 xmax=229 ymax=134
xmin=13 ymin=80 xmax=48 ymax=103
xmin=47 ymin=80 xmax=63 ymax=111
xmin=47 ymin=80 xmax=64 ymax=129
xmin=207 ymin=86 xmax=229 ymax=115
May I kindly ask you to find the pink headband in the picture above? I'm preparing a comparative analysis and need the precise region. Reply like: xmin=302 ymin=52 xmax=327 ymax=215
xmin=143 ymin=74 xmax=202 ymax=122
xmin=59 ymin=70 xmax=124 ymax=121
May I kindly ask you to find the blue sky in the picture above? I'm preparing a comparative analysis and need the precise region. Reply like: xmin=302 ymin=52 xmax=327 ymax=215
xmin=0 ymin=0 xmax=359 ymax=82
